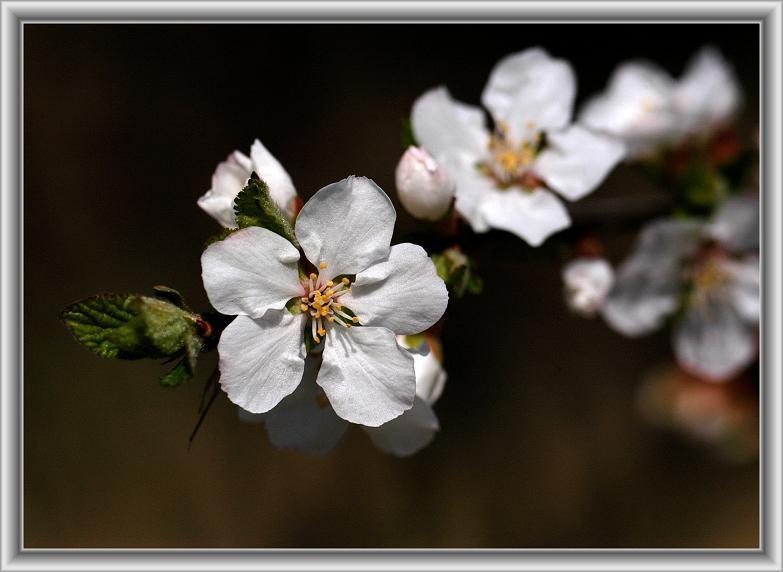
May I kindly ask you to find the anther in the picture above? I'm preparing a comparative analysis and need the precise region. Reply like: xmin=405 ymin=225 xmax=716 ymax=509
xmin=319 ymin=262 xmax=328 ymax=269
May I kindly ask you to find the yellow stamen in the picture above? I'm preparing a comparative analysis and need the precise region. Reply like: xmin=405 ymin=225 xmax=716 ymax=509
xmin=341 ymin=277 xmax=350 ymax=285
xmin=319 ymin=262 xmax=328 ymax=269
xmin=309 ymin=273 xmax=317 ymax=281
xmin=299 ymin=303 xmax=308 ymax=312
xmin=351 ymin=316 xmax=360 ymax=323
xmin=318 ymin=328 xmax=326 ymax=337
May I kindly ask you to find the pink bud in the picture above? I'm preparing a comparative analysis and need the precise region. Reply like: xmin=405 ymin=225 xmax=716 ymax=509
xmin=395 ymin=146 xmax=455 ymax=221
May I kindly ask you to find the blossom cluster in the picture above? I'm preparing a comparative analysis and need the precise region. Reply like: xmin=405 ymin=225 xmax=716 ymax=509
xmin=63 ymin=43 xmax=758 ymax=461
xmin=191 ymin=45 xmax=757 ymax=458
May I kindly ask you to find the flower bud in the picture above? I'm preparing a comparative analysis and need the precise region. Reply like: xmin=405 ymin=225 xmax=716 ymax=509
xmin=562 ymin=258 xmax=614 ymax=318
xmin=395 ymin=146 xmax=455 ymax=221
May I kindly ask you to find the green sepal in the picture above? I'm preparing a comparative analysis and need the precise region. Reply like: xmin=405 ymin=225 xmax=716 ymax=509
xmin=61 ymin=293 xmax=200 ymax=361
xmin=286 ymin=297 xmax=304 ymax=316
xmin=432 ymin=247 xmax=483 ymax=298
xmin=234 ymin=172 xmax=300 ymax=248
xmin=203 ymin=227 xmax=237 ymax=250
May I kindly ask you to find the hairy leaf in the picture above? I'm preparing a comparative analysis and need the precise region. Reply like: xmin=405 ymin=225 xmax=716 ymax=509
xmin=234 ymin=172 xmax=300 ymax=248
xmin=62 ymin=294 xmax=197 ymax=360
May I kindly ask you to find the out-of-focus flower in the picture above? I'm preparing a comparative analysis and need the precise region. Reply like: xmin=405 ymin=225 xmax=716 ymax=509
xmin=671 ymin=47 xmax=742 ymax=139
xmin=602 ymin=195 xmax=759 ymax=381
xmin=365 ymin=335 xmax=446 ymax=456
xmin=395 ymin=146 xmax=456 ymax=221
xmin=580 ymin=46 xmax=741 ymax=159
xmin=580 ymin=61 xmax=679 ymax=158
xmin=562 ymin=257 xmax=614 ymax=317
xmin=637 ymin=364 xmax=758 ymax=463
xmin=240 ymin=334 xmax=448 ymax=457
xmin=198 ymin=139 xmax=299 ymax=227
xmin=201 ymin=176 xmax=448 ymax=426
xmin=411 ymin=47 xmax=625 ymax=246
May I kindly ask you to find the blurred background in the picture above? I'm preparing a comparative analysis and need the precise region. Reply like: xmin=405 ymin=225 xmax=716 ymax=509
xmin=24 ymin=24 xmax=759 ymax=548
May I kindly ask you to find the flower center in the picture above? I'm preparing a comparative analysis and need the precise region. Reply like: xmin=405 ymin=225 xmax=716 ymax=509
xmin=299 ymin=262 xmax=359 ymax=344
xmin=687 ymin=256 xmax=730 ymax=307
xmin=481 ymin=120 xmax=541 ymax=186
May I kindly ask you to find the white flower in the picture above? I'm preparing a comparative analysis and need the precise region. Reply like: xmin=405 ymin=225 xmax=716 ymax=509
xmin=602 ymin=195 xmax=759 ymax=381
xmin=197 ymin=139 xmax=299 ymax=227
xmin=671 ymin=47 xmax=742 ymax=138
xmin=395 ymin=146 xmax=456 ymax=221
xmin=411 ymin=47 xmax=625 ymax=246
xmin=580 ymin=61 xmax=680 ymax=158
xmin=239 ymin=335 xmax=447 ymax=457
xmin=580 ymin=46 xmax=741 ymax=158
xmin=202 ymin=176 xmax=449 ymax=426
xmin=562 ymin=258 xmax=614 ymax=317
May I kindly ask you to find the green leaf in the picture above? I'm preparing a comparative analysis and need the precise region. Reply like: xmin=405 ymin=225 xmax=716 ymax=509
xmin=234 ymin=173 xmax=299 ymax=248
xmin=431 ymin=247 xmax=483 ymax=298
xmin=62 ymin=293 xmax=199 ymax=360
xmin=153 ymin=285 xmax=190 ymax=311
xmin=160 ymin=358 xmax=192 ymax=387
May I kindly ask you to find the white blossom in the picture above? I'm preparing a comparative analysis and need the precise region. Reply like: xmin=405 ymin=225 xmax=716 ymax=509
xmin=580 ymin=46 xmax=741 ymax=159
xmin=562 ymin=258 xmax=614 ymax=317
xmin=240 ymin=335 xmax=447 ymax=457
xmin=602 ymin=195 xmax=759 ymax=381
xmin=395 ymin=146 xmax=455 ymax=221
xmin=411 ymin=47 xmax=625 ymax=246
xmin=202 ymin=176 xmax=449 ymax=426
xmin=197 ymin=139 xmax=299 ymax=227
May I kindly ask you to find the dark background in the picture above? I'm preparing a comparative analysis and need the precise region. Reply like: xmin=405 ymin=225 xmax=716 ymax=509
xmin=25 ymin=24 xmax=759 ymax=548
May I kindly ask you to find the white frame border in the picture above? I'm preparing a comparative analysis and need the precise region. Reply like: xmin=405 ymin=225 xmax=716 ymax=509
xmin=1 ymin=2 xmax=780 ymax=571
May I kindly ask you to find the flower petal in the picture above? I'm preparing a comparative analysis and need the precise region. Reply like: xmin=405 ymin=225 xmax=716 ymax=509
xmin=201 ymin=226 xmax=302 ymax=318
xmin=448 ymin=160 xmax=497 ymax=232
xmin=344 ymin=244 xmax=449 ymax=335
xmin=721 ymin=257 xmax=760 ymax=323
xmin=295 ymin=176 xmax=395 ymax=280
xmin=197 ymin=151 xmax=252 ymax=228
xmin=263 ymin=354 xmax=349 ymax=456
xmin=478 ymin=187 xmax=571 ymax=246
xmin=412 ymin=347 xmax=447 ymax=406
xmin=674 ymin=297 xmax=756 ymax=382
xmin=481 ymin=48 xmax=576 ymax=142
xmin=250 ymin=139 xmax=298 ymax=219
xmin=218 ymin=312 xmax=306 ymax=414
xmin=411 ymin=86 xmax=489 ymax=161
xmin=364 ymin=396 xmax=439 ymax=457
xmin=673 ymin=46 xmax=741 ymax=135
xmin=602 ymin=219 xmax=703 ymax=336
xmin=707 ymin=195 xmax=759 ymax=252
xmin=534 ymin=125 xmax=626 ymax=201
xmin=579 ymin=61 xmax=678 ymax=158
xmin=318 ymin=326 xmax=415 ymax=426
